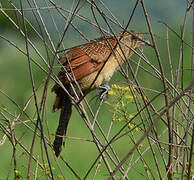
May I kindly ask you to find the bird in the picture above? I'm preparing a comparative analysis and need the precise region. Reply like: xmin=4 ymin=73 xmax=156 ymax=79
xmin=52 ymin=30 xmax=149 ymax=157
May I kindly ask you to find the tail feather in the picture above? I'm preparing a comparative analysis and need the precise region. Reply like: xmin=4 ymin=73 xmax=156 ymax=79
xmin=52 ymin=95 xmax=61 ymax=112
xmin=53 ymin=94 xmax=72 ymax=157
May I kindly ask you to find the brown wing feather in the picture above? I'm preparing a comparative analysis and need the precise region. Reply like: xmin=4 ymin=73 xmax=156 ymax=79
xmin=57 ymin=55 xmax=101 ymax=84
xmin=59 ymin=47 xmax=86 ymax=64
xmin=53 ymin=36 xmax=117 ymax=87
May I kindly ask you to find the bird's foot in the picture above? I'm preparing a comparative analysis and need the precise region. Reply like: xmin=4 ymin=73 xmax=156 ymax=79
xmin=98 ymin=84 xmax=111 ymax=100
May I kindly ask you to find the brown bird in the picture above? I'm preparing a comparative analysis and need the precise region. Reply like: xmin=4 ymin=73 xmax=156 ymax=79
xmin=52 ymin=30 xmax=148 ymax=157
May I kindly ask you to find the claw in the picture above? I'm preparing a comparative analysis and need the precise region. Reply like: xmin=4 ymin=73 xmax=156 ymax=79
xmin=98 ymin=84 xmax=111 ymax=100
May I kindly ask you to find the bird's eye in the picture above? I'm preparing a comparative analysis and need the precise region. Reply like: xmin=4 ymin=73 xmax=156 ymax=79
xmin=132 ymin=35 xmax=144 ymax=43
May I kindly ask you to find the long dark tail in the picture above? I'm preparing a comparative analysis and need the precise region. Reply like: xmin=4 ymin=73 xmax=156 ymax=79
xmin=53 ymin=94 xmax=72 ymax=157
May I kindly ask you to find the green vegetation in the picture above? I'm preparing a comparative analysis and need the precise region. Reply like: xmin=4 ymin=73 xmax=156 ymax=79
xmin=0 ymin=1 xmax=193 ymax=179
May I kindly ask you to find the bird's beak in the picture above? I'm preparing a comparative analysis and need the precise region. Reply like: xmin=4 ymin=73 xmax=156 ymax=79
xmin=143 ymin=39 xmax=153 ymax=47
xmin=136 ymin=38 xmax=152 ymax=47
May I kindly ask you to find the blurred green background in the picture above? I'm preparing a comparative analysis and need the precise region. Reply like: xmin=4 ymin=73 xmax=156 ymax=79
xmin=0 ymin=0 xmax=193 ymax=179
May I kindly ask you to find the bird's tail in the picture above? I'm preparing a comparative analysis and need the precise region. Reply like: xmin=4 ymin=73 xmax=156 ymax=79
xmin=53 ymin=93 xmax=72 ymax=157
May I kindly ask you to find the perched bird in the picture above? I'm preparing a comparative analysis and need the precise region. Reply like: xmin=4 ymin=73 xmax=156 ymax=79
xmin=52 ymin=30 xmax=148 ymax=157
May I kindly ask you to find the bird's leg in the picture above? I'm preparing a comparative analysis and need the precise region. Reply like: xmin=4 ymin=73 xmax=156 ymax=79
xmin=98 ymin=84 xmax=111 ymax=100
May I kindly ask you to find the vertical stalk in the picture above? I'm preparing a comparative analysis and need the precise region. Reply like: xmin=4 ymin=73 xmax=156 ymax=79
xmin=186 ymin=4 xmax=194 ymax=180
